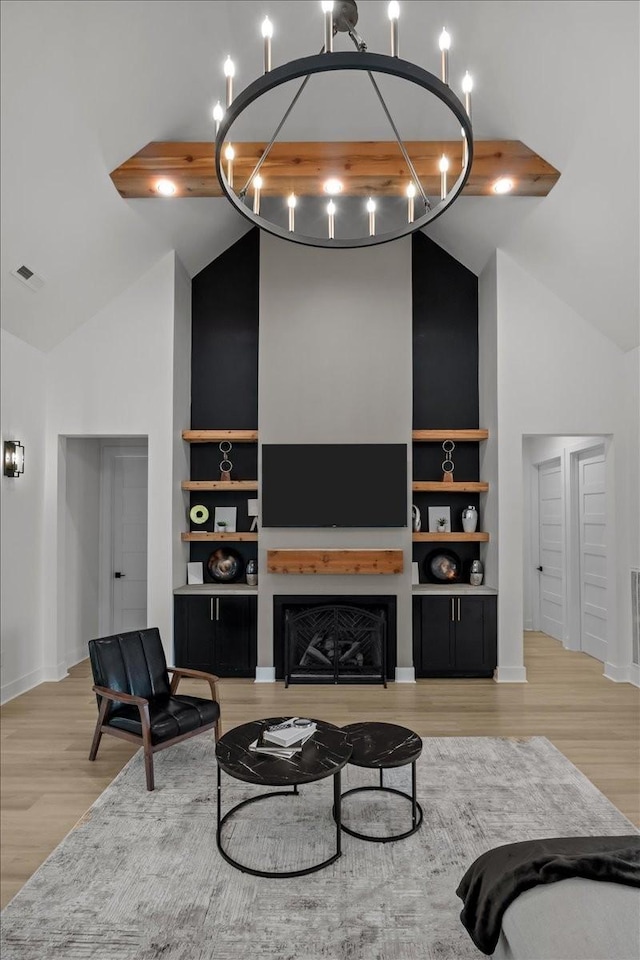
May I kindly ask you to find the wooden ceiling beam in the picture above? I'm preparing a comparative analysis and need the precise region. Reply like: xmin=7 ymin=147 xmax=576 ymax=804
xmin=110 ymin=140 xmax=559 ymax=199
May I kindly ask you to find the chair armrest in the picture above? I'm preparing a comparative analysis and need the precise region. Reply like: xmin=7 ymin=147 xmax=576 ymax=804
xmin=167 ymin=667 xmax=220 ymax=701
xmin=92 ymin=685 xmax=149 ymax=707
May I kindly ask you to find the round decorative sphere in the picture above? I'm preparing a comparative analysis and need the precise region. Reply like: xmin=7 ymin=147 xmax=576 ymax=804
xmin=207 ymin=548 xmax=244 ymax=583
xmin=424 ymin=549 xmax=461 ymax=583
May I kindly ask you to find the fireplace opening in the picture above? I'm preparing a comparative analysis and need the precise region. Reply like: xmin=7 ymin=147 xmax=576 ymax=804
xmin=273 ymin=595 xmax=397 ymax=684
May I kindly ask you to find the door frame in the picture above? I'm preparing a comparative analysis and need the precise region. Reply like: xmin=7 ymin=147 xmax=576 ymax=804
xmin=567 ymin=440 xmax=609 ymax=658
xmin=98 ymin=441 xmax=149 ymax=637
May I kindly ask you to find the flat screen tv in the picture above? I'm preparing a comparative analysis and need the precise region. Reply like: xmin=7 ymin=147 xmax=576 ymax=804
xmin=261 ymin=444 xmax=407 ymax=528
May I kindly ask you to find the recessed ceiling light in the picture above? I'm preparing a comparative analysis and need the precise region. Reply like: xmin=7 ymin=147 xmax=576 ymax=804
xmin=492 ymin=177 xmax=514 ymax=194
xmin=156 ymin=179 xmax=176 ymax=196
xmin=323 ymin=178 xmax=343 ymax=195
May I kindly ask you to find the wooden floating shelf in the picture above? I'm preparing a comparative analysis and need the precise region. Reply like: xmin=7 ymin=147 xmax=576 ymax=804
xmin=182 ymin=430 xmax=258 ymax=443
xmin=412 ymin=481 xmax=489 ymax=493
xmin=267 ymin=549 xmax=404 ymax=576
xmin=412 ymin=429 xmax=489 ymax=442
xmin=181 ymin=480 xmax=258 ymax=491
xmin=412 ymin=532 xmax=490 ymax=542
xmin=181 ymin=532 xmax=258 ymax=542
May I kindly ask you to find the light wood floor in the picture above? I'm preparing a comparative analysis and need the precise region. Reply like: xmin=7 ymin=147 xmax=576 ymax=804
xmin=1 ymin=632 xmax=638 ymax=907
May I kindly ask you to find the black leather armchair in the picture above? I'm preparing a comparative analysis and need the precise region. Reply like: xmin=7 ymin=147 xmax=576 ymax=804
xmin=88 ymin=627 xmax=221 ymax=791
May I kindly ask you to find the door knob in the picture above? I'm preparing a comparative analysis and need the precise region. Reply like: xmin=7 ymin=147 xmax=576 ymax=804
xmin=536 ymin=566 xmax=543 ymax=572
xmin=114 ymin=571 xmax=126 ymax=579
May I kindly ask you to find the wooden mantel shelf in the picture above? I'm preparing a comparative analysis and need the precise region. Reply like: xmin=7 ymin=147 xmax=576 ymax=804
xmin=267 ymin=549 xmax=404 ymax=575
xmin=111 ymin=140 xmax=559 ymax=199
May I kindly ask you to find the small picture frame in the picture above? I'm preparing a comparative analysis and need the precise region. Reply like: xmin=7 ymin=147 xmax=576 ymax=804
xmin=247 ymin=498 xmax=258 ymax=532
xmin=411 ymin=561 xmax=420 ymax=585
xmin=187 ymin=561 xmax=204 ymax=585
xmin=428 ymin=506 xmax=451 ymax=534
xmin=214 ymin=506 xmax=237 ymax=532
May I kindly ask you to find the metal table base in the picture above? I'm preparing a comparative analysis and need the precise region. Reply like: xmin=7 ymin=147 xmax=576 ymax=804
xmin=335 ymin=761 xmax=423 ymax=843
xmin=216 ymin=764 xmax=343 ymax=878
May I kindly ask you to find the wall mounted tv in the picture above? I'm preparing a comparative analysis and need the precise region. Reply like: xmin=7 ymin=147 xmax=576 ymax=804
xmin=261 ymin=444 xmax=407 ymax=528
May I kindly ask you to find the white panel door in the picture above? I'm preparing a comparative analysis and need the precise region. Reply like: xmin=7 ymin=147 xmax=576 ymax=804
xmin=578 ymin=449 xmax=607 ymax=662
xmin=537 ymin=458 xmax=564 ymax=641
xmin=112 ymin=452 xmax=148 ymax=633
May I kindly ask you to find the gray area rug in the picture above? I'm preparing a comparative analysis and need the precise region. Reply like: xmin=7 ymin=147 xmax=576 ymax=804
xmin=1 ymin=736 xmax=635 ymax=960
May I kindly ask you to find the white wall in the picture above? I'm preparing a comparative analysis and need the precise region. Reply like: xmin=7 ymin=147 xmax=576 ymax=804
xmin=1 ymin=330 xmax=46 ymax=702
xmin=171 ymin=257 xmax=192 ymax=596
xmin=478 ymin=253 xmax=499 ymax=592
xmin=258 ymin=234 xmax=413 ymax=677
xmin=492 ymin=250 xmax=639 ymax=683
xmin=39 ymin=251 xmax=184 ymax=679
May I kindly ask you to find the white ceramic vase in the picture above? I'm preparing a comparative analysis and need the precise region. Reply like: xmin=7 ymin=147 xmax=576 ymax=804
xmin=462 ymin=505 xmax=478 ymax=533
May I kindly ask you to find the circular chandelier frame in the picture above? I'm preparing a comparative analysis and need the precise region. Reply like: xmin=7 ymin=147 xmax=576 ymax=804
xmin=214 ymin=51 xmax=474 ymax=249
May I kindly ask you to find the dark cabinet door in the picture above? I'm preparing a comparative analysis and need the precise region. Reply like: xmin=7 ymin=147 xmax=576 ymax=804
xmin=419 ymin=596 xmax=455 ymax=674
xmin=177 ymin=596 xmax=215 ymax=673
xmin=174 ymin=596 xmax=257 ymax=678
xmin=454 ymin=597 xmax=488 ymax=672
xmin=414 ymin=595 xmax=497 ymax=677
xmin=213 ymin=597 xmax=256 ymax=677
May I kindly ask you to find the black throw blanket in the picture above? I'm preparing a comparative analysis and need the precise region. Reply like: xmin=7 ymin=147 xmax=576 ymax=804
xmin=456 ymin=835 xmax=640 ymax=955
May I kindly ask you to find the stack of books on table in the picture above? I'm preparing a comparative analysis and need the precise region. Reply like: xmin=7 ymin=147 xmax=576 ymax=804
xmin=249 ymin=719 xmax=317 ymax=759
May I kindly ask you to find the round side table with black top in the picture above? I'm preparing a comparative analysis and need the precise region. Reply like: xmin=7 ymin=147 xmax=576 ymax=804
xmin=337 ymin=721 xmax=424 ymax=842
xmin=215 ymin=717 xmax=352 ymax=878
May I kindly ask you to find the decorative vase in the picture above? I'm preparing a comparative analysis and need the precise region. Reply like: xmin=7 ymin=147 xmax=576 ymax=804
xmin=470 ymin=559 xmax=484 ymax=586
xmin=246 ymin=559 xmax=258 ymax=586
xmin=412 ymin=504 xmax=421 ymax=532
xmin=462 ymin=505 xmax=478 ymax=533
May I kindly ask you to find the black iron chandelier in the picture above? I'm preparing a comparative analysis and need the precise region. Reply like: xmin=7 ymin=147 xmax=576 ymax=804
xmin=211 ymin=0 xmax=474 ymax=248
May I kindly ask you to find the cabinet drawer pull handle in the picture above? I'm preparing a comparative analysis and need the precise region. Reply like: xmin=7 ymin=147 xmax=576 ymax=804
xmin=450 ymin=598 xmax=455 ymax=622
xmin=210 ymin=598 xmax=214 ymax=621
xmin=216 ymin=598 xmax=220 ymax=621
xmin=457 ymin=598 xmax=461 ymax=621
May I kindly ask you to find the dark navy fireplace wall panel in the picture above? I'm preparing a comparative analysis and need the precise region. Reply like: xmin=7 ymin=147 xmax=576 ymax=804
xmin=191 ymin=228 xmax=259 ymax=430
xmin=190 ymin=228 xmax=259 ymax=574
xmin=412 ymin=233 xmax=480 ymax=575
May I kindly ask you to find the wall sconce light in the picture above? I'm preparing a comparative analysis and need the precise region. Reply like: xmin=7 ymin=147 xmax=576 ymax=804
xmin=4 ymin=440 xmax=25 ymax=478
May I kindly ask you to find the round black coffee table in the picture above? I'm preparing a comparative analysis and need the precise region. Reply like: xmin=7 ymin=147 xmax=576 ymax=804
xmin=215 ymin=718 xmax=352 ymax=878
xmin=337 ymin=721 xmax=424 ymax=842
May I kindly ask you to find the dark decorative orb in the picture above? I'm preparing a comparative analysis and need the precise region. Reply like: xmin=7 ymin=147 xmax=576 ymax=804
xmin=207 ymin=548 xmax=244 ymax=583
xmin=424 ymin=549 xmax=461 ymax=583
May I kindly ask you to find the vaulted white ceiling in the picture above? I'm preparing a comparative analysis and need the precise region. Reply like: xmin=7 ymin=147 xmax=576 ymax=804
xmin=1 ymin=1 xmax=638 ymax=352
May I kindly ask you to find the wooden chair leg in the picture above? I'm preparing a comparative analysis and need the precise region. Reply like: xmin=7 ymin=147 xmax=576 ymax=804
xmin=89 ymin=696 xmax=109 ymax=761
xmin=143 ymin=743 xmax=155 ymax=792
xmin=139 ymin=703 xmax=154 ymax=791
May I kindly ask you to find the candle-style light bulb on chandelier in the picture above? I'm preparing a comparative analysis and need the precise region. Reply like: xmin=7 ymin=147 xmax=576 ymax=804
xmin=212 ymin=0 xmax=474 ymax=248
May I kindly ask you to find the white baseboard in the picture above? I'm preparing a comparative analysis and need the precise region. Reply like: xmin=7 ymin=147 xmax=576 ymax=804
xmin=254 ymin=667 xmax=276 ymax=683
xmin=603 ymin=662 xmax=636 ymax=684
xmin=1 ymin=667 xmax=46 ymax=705
xmin=394 ymin=667 xmax=416 ymax=683
xmin=66 ymin=646 xmax=89 ymax=670
xmin=494 ymin=666 xmax=528 ymax=683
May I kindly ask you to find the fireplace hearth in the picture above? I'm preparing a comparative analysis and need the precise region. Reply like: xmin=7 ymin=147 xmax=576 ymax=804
xmin=273 ymin=596 xmax=397 ymax=685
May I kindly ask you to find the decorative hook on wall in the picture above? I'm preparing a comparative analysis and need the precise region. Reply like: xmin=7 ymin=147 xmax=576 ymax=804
xmin=3 ymin=440 xmax=24 ymax=478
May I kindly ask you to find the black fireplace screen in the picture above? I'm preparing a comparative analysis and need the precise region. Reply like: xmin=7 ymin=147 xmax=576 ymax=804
xmin=284 ymin=604 xmax=387 ymax=686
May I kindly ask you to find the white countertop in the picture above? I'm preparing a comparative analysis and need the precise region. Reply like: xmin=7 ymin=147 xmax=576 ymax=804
xmin=174 ymin=584 xmax=258 ymax=596
xmin=412 ymin=584 xmax=497 ymax=595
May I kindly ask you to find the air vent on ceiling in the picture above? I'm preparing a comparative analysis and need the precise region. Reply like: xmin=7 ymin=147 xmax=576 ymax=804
xmin=11 ymin=264 xmax=45 ymax=292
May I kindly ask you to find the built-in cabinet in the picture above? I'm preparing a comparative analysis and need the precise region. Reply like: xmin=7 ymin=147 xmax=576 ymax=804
xmin=412 ymin=593 xmax=497 ymax=677
xmin=174 ymin=593 xmax=257 ymax=678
